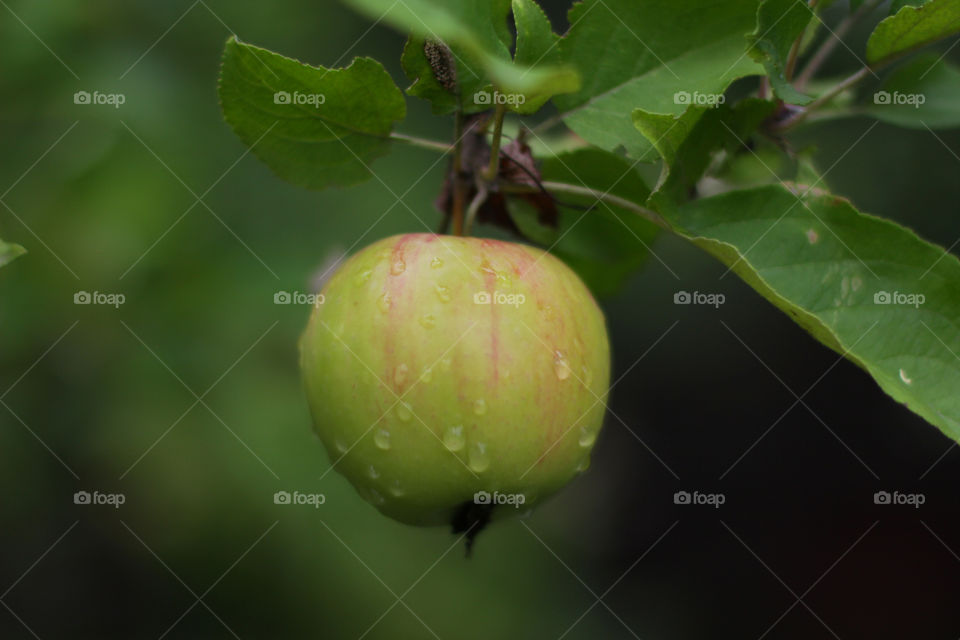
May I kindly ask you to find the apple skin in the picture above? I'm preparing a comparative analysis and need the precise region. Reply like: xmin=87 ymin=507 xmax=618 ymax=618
xmin=299 ymin=233 xmax=610 ymax=526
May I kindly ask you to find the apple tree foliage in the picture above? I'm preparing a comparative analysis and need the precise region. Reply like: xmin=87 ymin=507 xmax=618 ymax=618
xmin=216 ymin=1 xmax=960 ymax=443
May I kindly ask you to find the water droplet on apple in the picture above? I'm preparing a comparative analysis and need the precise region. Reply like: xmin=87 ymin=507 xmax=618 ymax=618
xmin=377 ymin=292 xmax=391 ymax=314
xmin=554 ymin=351 xmax=571 ymax=380
xmin=333 ymin=438 xmax=348 ymax=454
xmin=473 ymin=398 xmax=487 ymax=416
xmin=355 ymin=269 xmax=372 ymax=286
xmin=367 ymin=488 xmax=385 ymax=505
xmin=390 ymin=259 xmax=406 ymax=275
xmin=430 ymin=257 xmax=443 ymax=269
xmin=394 ymin=363 xmax=409 ymax=387
xmin=578 ymin=427 xmax=597 ymax=448
xmin=388 ymin=480 xmax=405 ymax=497
xmin=374 ymin=428 xmax=391 ymax=450
xmin=396 ymin=401 xmax=413 ymax=422
xmin=367 ymin=464 xmax=380 ymax=479
xmin=442 ymin=425 xmax=465 ymax=451
xmin=419 ymin=314 xmax=436 ymax=329
xmin=435 ymin=284 xmax=451 ymax=302
xmin=468 ymin=442 xmax=490 ymax=472
xmin=575 ymin=457 xmax=590 ymax=473
xmin=582 ymin=365 xmax=594 ymax=387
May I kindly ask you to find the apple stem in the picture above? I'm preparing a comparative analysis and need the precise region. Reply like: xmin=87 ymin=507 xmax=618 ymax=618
xmin=463 ymin=184 xmax=488 ymax=236
xmin=451 ymin=109 xmax=467 ymax=236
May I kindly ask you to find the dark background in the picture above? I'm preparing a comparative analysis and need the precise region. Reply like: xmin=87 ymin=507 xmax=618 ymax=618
xmin=1 ymin=1 xmax=958 ymax=638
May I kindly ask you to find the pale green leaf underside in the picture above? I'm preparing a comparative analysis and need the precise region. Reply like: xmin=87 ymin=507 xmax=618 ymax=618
xmin=866 ymin=0 xmax=960 ymax=66
xmin=0 ymin=240 xmax=26 ymax=268
xmin=218 ymin=37 xmax=406 ymax=190
xmin=671 ymin=184 xmax=960 ymax=440
xmin=554 ymin=0 xmax=765 ymax=160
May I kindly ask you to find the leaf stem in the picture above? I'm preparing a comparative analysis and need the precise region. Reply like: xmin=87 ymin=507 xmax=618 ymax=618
xmin=501 ymin=181 xmax=672 ymax=231
xmin=389 ymin=132 xmax=453 ymax=153
xmin=482 ymin=104 xmax=507 ymax=182
xmin=795 ymin=0 xmax=882 ymax=91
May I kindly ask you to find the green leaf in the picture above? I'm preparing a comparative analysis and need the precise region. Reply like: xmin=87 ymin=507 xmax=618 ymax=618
xmin=665 ymin=184 xmax=960 ymax=441
xmin=748 ymin=0 xmax=814 ymax=104
xmin=553 ymin=0 xmax=765 ymax=159
xmin=0 ymin=239 xmax=26 ymax=268
xmin=509 ymin=148 xmax=658 ymax=296
xmin=401 ymin=36 xmax=467 ymax=115
xmin=866 ymin=0 xmax=960 ymax=67
xmin=218 ymin=37 xmax=406 ymax=190
xmin=866 ymin=54 xmax=960 ymax=128
xmin=510 ymin=0 xmax=562 ymax=114
xmin=633 ymin=99 xmax=776 ymax=200
xmin=890 ymin=0 xmax=931 ymax=15
xmin=341 ymin=0 xmax=579 ymax=110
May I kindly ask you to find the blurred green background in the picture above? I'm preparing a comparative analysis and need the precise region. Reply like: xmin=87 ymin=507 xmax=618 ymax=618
xmin=2 ymin=1 xmax=959 ymax=638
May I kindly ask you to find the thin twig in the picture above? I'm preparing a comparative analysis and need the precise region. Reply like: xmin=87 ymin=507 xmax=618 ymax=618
xmin=796 ymin=0 xmax=882 ymax=91
xmin=776 ymin=66 xmax=871 ymax=130
xmin=785 ymin=0 xmax=819 ymax=81
xmin=389 ymin=133 xmax=452 ymax=153
xmin=501 ymin=181 xmax=672 ymax=231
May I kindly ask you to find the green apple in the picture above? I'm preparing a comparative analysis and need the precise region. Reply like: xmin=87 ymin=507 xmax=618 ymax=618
xmin=299 ymin=233 xmax=610 ymax=527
